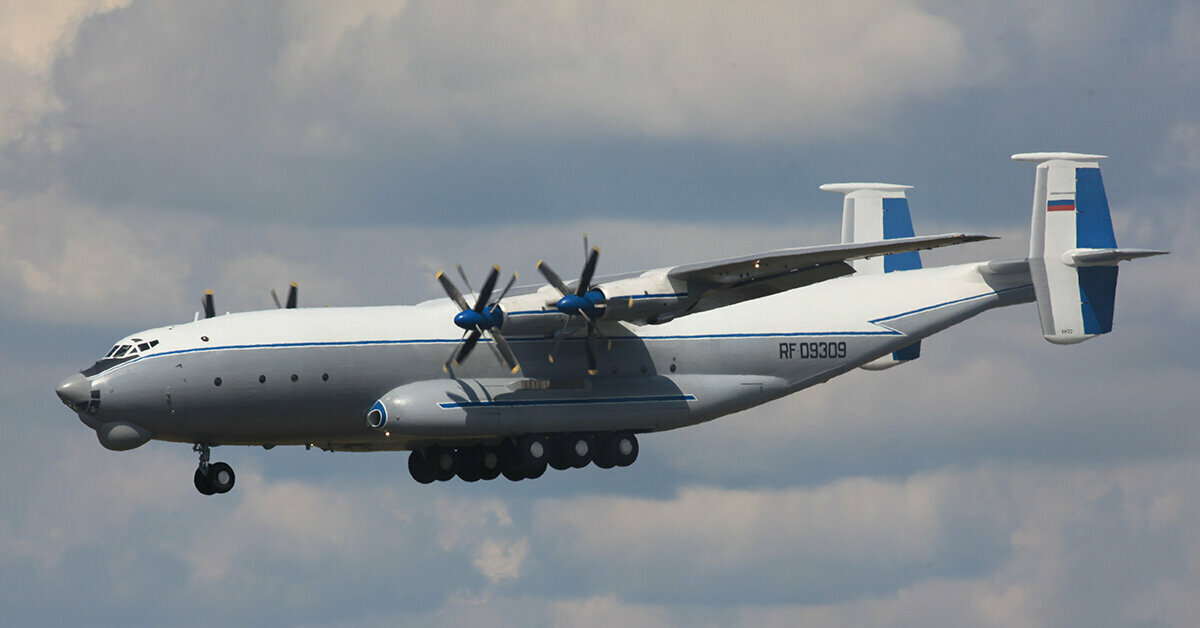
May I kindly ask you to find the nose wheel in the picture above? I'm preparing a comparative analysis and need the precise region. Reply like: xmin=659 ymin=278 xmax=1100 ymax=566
xmin=193 ymin=443 xmax=235 ymax=495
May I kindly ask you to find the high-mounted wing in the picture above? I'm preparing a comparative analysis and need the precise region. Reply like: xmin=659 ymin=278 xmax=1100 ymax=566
xmin=662 ymin=232 xmax=994 ymax=317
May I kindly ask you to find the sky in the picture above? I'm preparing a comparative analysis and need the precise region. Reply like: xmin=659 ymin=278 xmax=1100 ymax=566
xmin=2 ymin=1 xmax=1198 ymax=626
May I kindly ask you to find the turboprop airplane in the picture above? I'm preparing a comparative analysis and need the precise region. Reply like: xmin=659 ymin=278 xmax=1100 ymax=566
xmin=55 ymin=153 xmax=1166 ymax=494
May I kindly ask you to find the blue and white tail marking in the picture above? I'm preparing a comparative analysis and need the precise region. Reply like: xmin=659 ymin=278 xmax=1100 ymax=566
xmin=822 ymin=182 xmax=923 ymax=368
xmin=1014 ymin=152 xmax=1167 ymax=344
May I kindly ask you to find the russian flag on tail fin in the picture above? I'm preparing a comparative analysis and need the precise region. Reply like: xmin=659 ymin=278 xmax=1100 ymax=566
xmin=821 ymin=182 xmax=923 ymax=369
xmin=1013 ymin=152 xmax=1167 ymax=344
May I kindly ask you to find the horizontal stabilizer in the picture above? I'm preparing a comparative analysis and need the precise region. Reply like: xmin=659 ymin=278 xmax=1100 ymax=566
xmin=1062 ymin=247 xmax=1169 ymax=267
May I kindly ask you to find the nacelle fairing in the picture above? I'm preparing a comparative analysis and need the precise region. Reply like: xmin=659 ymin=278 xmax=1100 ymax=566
xmin=591 ymin=269 xmax=694 ymax=324
xmin=366 ymin=375 xmax=790 ymax=440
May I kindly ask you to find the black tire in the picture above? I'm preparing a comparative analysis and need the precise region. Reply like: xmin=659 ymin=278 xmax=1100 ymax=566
xmin=478 ymin=448 xmax=502 ymax=481
xmin=592 ymin=433 xmax=616 ymax=469
xmin=456 ymin=447 xmax=482 ymax=483
xmin=429 ymin=446 xmax=456 ymax=482
xmin=611 ymin=433 xmax=638 ymax=467
xmin=194 ymin=467 xmax=216 ymax=495
xmin=498 ymin=439 xmax=525 ymax=481
xmin=564 ymin=433 xmax=592 ymax=469
xmin=548 ymin=435 xmax=571 ymax=471
xmin=408 ymin=449 xmax=435 ymax=484
xmin=208 ymin=462 xmax=236 ymax=493
xmin=517 ymin=434 xmax=550 ymax=469
xmin=501 ymin=463 xmax=525 ymax=481
xmin=525 ymin=460 xmax=547 ymax=479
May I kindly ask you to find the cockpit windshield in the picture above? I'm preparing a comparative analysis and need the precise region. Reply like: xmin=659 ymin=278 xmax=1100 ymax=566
xmin=84 ymin=338 xmax=160 ymax=377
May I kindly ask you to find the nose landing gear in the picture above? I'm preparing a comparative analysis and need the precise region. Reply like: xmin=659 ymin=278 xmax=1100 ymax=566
xmin=193 ymin=443 xmax=236 ymax=495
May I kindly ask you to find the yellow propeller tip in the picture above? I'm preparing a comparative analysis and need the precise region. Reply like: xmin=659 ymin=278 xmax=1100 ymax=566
xmin=587 ymin=369 xmax=598 ymax=376
xmin=547 ymin=355 xmax=555 ymax=363
xmin=510 ymin=365 xmax=520 ymax=374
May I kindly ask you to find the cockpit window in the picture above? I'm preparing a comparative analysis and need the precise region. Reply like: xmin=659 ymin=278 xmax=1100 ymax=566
xmin=83 ymin=338 xmax=161 ymax=377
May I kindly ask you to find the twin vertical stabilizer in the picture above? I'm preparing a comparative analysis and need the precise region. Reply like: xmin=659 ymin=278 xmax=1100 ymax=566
xmin=1013 ymin=152 xmax=1167 ymax=344
xmin=821 ymin=182 xmax=922 ymax=369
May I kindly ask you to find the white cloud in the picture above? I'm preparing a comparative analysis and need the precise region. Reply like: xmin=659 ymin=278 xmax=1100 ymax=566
xmin=0 ymin=0 xmax=129 ymax=147
xmin=271 ymin=0 xmax=967 ymax=142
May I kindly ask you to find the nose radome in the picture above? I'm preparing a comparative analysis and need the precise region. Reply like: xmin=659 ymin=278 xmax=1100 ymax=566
xmin=56 ymin=373 xmax=91 ymax=410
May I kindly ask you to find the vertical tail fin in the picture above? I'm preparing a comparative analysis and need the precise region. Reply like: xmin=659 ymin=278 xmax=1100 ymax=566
xmin=821 ymin=182 xmax=922 ymax=368
xmin=1013 ymin=152 xmax=1167 ymax=344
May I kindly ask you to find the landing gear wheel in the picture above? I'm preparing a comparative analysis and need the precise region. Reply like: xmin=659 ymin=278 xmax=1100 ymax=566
xmin=499 ymin=440 xmax=524 ymax=481
xmin=524 ymin=460 xmax=547 ymax=479
xmin=592 ymin=433 xmax=616 ymax=469
xmin=564 ymin=433 xmax=592 ymax=469
xmin=194 ymin=467 xmax=216 ymax=495
xmin=428 ymin=446 xmax=456 ymax=482
xmin=593 ymin=432 xmax=638 ymax=468
xmin=611 ymin=433 xmax=638 ymax=467
xmin=408 ymin=449 xmax=435 ymax=484
xmin=479 ymin=448 xmax=502 ymax=481
xmin=517 ymin=435 xmax=549 ymax=470
xmin=549 ymin=435 xmax=572 ymax=471
xmin=208 ymin=462 xmax=236 ymax=493
xmin=456 ymin=447 xmax=483 ymax=483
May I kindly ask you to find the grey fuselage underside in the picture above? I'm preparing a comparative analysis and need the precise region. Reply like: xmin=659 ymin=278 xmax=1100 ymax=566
xmin=77 ymin=261 xmax=1034 ymax=451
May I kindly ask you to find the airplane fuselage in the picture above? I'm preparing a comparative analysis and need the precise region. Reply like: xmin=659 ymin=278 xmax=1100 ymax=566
xmin=64 ymin=261 xmax=1034 ymax=453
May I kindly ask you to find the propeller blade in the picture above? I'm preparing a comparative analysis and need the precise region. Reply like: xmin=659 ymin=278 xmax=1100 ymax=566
xmin=271 ymin=289 xmax=282 ymax=309
xmin=443 ymin=330 xmax=468 ymax=373
xmin=455 ymin=330 xmax=483 ymax=365
xmin=492 ymin=332 xmax=520 ymax=374
xmin=546 ymin=317 xmax=572 ymax=363
xmin=203 ymin=290 xmax=216 ymax=318
xmin=455 ymin=263 xmax=475 ymax=297
xmin=576 ymin=247 xmax=600 ymax=297
xmin=585 ymin=330 xmax=598 ymax=375
xmin=473 ymin=266 xmax=500 ymax=313
xmin=494 ymin=272 xmax=518 ymax=305
xmin=436 ymin=272 xmax=471 ymax=311
xmin=586 ymin=318 xmax=614 ymax=351
xmin=537 ymin=260 xmax=570 ymax=296
xmin=583 ymin=233 xmax=589 ymax=264
xmin=286 ymin=282 xmax=297 ymax=309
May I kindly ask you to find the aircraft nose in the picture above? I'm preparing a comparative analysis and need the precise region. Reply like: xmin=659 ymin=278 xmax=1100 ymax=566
xmin=55 ymin=373 xmax=91 ymax=411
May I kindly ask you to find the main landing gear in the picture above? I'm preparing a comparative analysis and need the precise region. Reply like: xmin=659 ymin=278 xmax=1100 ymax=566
xmin=408 ymin=432 xmax=639 ymax=484
xmin=193 ymin=443 xmax=236 ymax=495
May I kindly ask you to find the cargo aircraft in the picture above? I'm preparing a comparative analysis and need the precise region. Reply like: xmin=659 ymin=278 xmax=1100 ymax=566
xmin=55 ymin=153 xmax=1166 ymax=494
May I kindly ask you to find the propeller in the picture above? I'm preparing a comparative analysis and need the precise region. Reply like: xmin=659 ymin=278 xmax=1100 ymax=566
xmin=271 ymin=282 xmax=298 ymax=309
xmin=436 ymin=265 xmax=520 ymax=374
xmin=202 ymin=290 xmax=216 ymax=318
xmin=536 ymin=240 xmax=612 ymax=373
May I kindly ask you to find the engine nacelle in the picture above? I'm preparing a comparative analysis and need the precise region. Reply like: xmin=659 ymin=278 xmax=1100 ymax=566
xmin=594 ymin=270 xmax=693 ymax=323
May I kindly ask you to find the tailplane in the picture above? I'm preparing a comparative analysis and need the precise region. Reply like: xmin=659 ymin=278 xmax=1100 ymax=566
xmin=1013 ymin=152 xmax=1167 ymax=344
